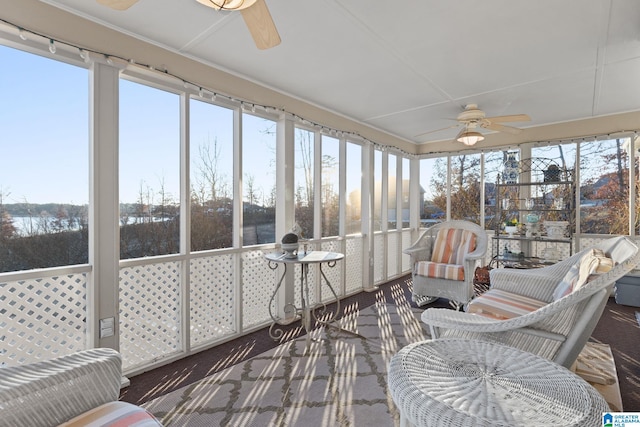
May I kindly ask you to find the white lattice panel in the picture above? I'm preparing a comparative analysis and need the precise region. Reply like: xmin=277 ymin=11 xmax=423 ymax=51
xmin=482 ymin=251 xmax=493 ymax=266
xmin=190 ymin=254 xmax=235 ymax=347
xmin=401 ymin=229 xmax=412 ymax=273
xmin=1 ymin=273 xmax=87 ymax=366
xmin=320 ymin=240 xmax=341 ymax=254
xmin=345 ymin=236 xmax=363 ymax=294
xmin=319 ymin=240 xmax=343 ymax=303
xmin=578 ymin=236 xmax=605 ymax=252
xmin=374 ymin=233 xmax=384 ymax=283
xmin=496 ymin=238 xmax=575 ymax=262
xmin=484 ymin=229 xmax=496 ymax=265
xmin=294 ymin=257 xmax=318 ymax=309
xmin=119 ymin=261 xmax=181 ymax=371
xmin=242 ymin=250 xmax=275 ymax=329
xmin=387 ymin=232 xmax=399 ymax=278
xmin=529 ymin=240 xmax=573 ymax=260
xmin=292 ymin=242 xmax=317 ymax=308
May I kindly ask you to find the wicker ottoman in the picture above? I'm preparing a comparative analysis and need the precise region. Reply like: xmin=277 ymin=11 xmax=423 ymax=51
xmin=387 ymin=339 xmax=609 ymax=427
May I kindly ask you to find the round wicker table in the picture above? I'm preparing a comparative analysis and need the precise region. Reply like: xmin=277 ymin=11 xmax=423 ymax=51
xmin=387 ymin=339 xmax=609 ymax=427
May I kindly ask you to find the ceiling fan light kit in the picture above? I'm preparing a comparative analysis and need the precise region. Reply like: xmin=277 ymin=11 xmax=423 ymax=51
xmin=196 ymin=0 xmax=257 ymax=11
xmin=196 ymin=0 xmax=280 ymax=49
xmin=457 ymin=130 xmax=484 ymax=146
xmin=416 ymin=104 xmax=531 ymax=145
xmin=98 ymin=0 xmax=281 ymax=50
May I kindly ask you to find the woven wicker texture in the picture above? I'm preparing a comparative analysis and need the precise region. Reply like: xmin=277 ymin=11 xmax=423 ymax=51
xmin=388 ymin=339 xmax=609 ymax=427
xmin=0 ymin=348 xmax=122 ymax=427
xmin=405 ymin=221 xmax=488 ymax=307
xmin=422 ymin=236 xmax=640 ymax=368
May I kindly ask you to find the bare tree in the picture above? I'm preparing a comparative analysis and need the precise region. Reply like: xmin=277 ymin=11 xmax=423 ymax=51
xmin=0 ymin=189 xmax=16 ymax=240
xmin=432 ymin=155 xmax=482 ymax=223
xmin=195 ymin=137 xmax=225 ymax=203
xmin=321 ymin=154 xmax=339 ymax=236
xmin=245 ymin=174 xmax=261 ymax=211
xmin=135 ymin=181 xmax=153 ymax=224
xmin=294 ymin=130 xmax=315 ymax=236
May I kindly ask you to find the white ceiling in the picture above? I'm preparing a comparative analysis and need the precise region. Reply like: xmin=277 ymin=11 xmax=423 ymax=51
xmin=39 ymin=0 xmax=640 ymax=146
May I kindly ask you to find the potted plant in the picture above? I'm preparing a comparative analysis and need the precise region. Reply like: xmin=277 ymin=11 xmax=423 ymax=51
xmin=504 ymin=218 xmax=519 ymax=237
xmin=281 ymin=232 xmax=299 ymax=258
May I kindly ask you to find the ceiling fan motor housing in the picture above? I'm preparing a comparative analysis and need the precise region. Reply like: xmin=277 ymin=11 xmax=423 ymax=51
xmin=457 ymin=104 xmax=486 ymax=122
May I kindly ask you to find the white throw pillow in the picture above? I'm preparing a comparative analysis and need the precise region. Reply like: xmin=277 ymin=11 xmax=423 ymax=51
xmin=553 ymin=249 xmax=614 ymax=301
xmin=553 ymin=262 xmax=581 ymax=301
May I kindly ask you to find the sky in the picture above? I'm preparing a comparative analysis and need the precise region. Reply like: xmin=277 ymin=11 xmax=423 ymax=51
xmin=0 ymin=44 xmax=276 ymax=206
xmin=0 ymin=42 xmax=364 ymax=210
xmin=1 ymin=44 xmax=89 ymax=205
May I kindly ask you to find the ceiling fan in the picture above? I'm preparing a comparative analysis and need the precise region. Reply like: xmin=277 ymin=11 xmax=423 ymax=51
xmin=416 ymin=104 xmax=531 ymax=146
xmin=96 ymin=0 xmax=281 ymax=50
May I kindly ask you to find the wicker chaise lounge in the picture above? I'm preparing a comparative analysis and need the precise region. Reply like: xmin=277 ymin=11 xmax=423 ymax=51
xmin=0 ymin=348 xmax=162 ymax=427
xmin=421 ymin=236 xmax=640 ymax=368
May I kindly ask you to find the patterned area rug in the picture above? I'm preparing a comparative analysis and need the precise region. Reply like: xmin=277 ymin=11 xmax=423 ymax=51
xmin=142 ymin=300 xmax=429 ymax=426
xmin=142 ymin=297 xmax=622 ymax=426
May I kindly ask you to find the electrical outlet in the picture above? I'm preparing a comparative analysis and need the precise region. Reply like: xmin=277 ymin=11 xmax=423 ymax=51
xmin=99 ymin=317 xmax=115 ymax=338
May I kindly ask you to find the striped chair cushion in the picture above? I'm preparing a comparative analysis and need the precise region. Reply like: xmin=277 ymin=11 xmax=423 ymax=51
xmin=60 ymin=401 xmax=163 ymax=427
xmin=467 ymin=289 xmax=547 ymax=320
xmin=416 ymin=261 xmax=465 ymax=281
xmin=431 ymin=228 xmax=477 ymax=265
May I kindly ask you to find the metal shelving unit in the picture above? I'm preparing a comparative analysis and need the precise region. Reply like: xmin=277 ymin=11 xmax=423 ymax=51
xmin=492 ymin=157 xmax=575 ymax=268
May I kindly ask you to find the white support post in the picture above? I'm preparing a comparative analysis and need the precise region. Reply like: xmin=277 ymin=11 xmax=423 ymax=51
xmin=381 ymin=152 xmax=389 ymax=281
xmin=519 ymin=146 xmax=532 ymax=257
xmin=314 ymin=131 xmax=322 ymax=241
xmin=179 ymin=93 xmax=191 ymax=353
xmin=233 ymin=107 xmax=244 ymax=331
xmin=575 ymin=142 xmax=582 ymax=251
xmin=276 ymin=113 xmax=296 ymax=320
xmin=480 ymin=153 xmax=486 ymax=230
xmin=629 ymin=135 xmax=637 ymax=237
xmin=339 ymin=138 xmax=347 ymax=238
xmin=395 ymin=155 xmax=403 ymax=275
xmin=362 ymin=144 xmax=375 ymax=291
xmin=313 ymin=130 xmax=322 ymax=301
xmin=409 ymin=158 xmax=421 ymax=240
xmin=446 ymin=156 xmax=452 ymax=221
xmin=89 ymin=59 xmax=122 ymax=350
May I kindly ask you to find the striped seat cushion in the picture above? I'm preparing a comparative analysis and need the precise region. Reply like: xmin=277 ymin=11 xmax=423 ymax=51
xmin=467 ymin=289 xmax=547 ymax=320
xmin=431 ymin=228 xmax=477 ymax=265
xmin=416 ymin=261 xmax=464 ymax=281
xmin=60 ymin=401 xmax=163 ymax=427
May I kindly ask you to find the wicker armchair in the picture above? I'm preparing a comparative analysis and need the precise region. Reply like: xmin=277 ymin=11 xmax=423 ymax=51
xmin=404 ymin=220 xmax=488 ymax=308
xmin=421 ymin=236 xmax=640 ymax=368
xmin=0 ymin=348 xmax=162 ymax=427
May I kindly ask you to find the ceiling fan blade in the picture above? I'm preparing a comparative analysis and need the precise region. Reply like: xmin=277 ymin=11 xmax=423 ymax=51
xmin=482 ymin=121 xmax=523 ymax=134
xmin=240 ymin=0 xmax=281 ymax=50
xmin=484 ymin=114 xmax=531 ymax=123
xmin=96 ymin=0 xmax=139 ymax=10
xmin=414 ymin=124 xmax=460 ymax=138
